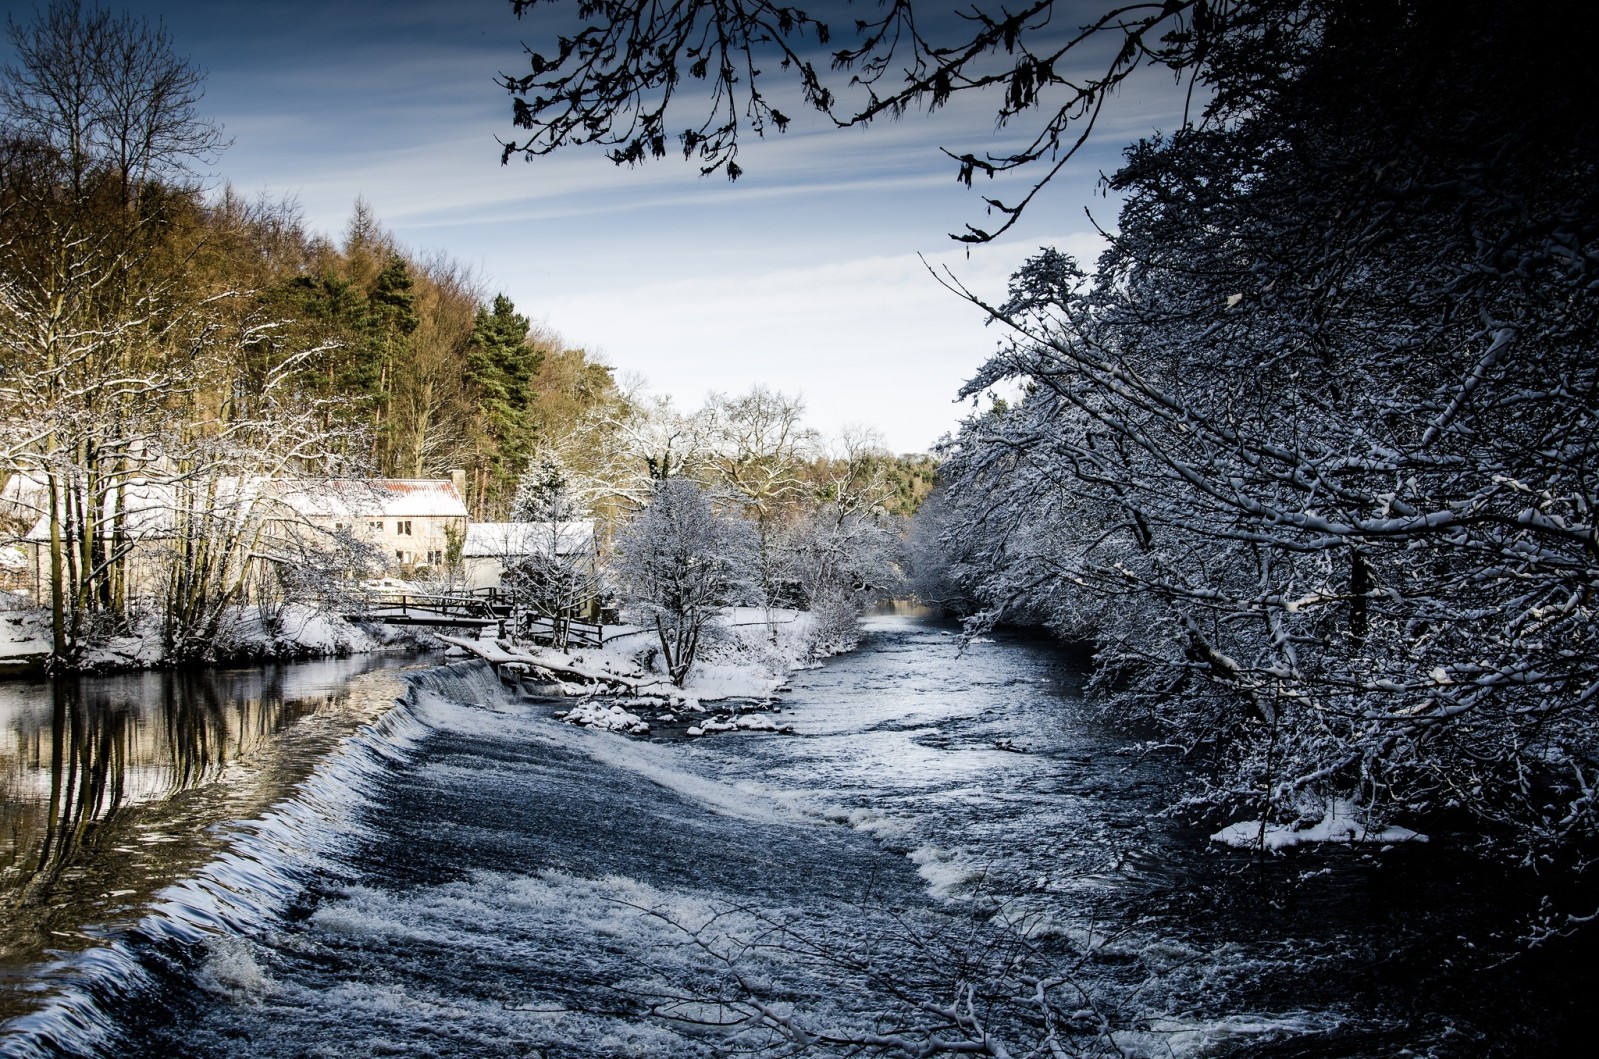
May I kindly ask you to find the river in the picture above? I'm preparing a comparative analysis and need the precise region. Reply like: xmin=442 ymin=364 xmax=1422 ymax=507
xmin=0 ymin=616 xmax=1587 ymax=1057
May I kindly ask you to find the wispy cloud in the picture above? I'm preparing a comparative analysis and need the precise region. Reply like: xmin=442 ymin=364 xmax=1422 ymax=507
xmin=80 ymin=1 xmax=1180 ymax=450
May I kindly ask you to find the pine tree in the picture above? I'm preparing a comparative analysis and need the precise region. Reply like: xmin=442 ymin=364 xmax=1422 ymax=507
xmin=466 ymin=293 xmax=544 ymax=506
xmin=362 ymin=256 xmax=418 ymax=471
xmin=511 ymin=449 xmax=585 ymax=523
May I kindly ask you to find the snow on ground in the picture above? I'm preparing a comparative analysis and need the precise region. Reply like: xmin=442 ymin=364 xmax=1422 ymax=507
xmin=2 ymin=583 xmax=841 ymax=709
xmin=1210 ymin=799 xmax=1429 ymax=851
xmin=220 ymin=603 xmax=387 ymax=659
xmin=447 ymin=607 xmax=836 ymax=737
xmin=0 ymin=596 xmax=393 ymax=671
xmin=0 ymin=590 xmax=51 ymax=665
xmin=675 ymin=607 xmax=821 ymax=700
xmin=557 ymin=700 xmax=651 ymax=734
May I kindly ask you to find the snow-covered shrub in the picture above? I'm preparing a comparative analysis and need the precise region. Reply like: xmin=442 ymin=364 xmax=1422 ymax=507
xmin=804 ymin=585 xmax=864 ymax=655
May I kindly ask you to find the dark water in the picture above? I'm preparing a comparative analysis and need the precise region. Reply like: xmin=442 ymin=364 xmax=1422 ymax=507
xmin=0 ymin=618 xmax=1587 ymax=1057
xmin=0 ymin=655 xmax=428 ymax=1042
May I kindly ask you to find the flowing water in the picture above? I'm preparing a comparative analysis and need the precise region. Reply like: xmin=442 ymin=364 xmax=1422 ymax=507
xmin=0 ymin=617 xmax=1585 ymax=1057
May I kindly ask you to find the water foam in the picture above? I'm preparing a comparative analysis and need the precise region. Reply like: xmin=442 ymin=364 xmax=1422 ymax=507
xmin=0 ymin=675 xmax=431 ymax=1059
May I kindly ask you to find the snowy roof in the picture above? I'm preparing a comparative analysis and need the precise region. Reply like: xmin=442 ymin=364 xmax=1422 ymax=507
xmin=461 ymin=521 xmax=595 ymax=558
xmin=13 ymin=477 xmax=468 ymax=543
xmin=269 ymin=479 xmax=469 ymax=520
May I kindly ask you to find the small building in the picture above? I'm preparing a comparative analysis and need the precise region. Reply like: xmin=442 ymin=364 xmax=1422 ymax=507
xmin=460 ymin=520 xmax=598 ymax=599
xmin=268 ymin=477 xmax=470 ymax=577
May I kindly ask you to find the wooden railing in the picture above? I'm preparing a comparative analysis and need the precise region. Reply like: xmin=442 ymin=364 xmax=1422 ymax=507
xmin=357 ymin=591 xmax=509 ymax=625
xmin=513 ymin=611 xmax=606 ymax=648
xmin=354 ymin=590 xmax=610 ymax=647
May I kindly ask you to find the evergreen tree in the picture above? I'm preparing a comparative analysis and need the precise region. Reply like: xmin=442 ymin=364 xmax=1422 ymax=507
xmin=511 ymin=449 xmax=586 ymax=524
xmin=503 ymin=449 xmax=597 ymax=648
xmin=363 ymin=255 xmax=419 ymax=470
xmin=466 ymin=293 xmax=544 ymax=505
xmin=274 ymin=272 xmax=377 ymax=425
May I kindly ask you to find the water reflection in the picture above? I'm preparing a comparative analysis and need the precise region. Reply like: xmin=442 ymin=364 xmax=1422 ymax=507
xmin=0 ymin=656 xmax=418 ymax=1022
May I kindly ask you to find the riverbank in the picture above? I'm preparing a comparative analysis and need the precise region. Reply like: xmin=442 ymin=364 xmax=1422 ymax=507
xmin=444 ymin=606 xmax=843 ymax=735
xmin=0 ymin=594 xmax=433 ymax=676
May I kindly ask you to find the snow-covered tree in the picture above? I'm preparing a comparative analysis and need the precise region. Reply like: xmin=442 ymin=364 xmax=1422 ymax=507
xmin=575 ymin=385 xmax=713 ymax=516
xmin=613 ymin=478 xmax=758 ymax=685
xmin=927 ymin=0 xmax=1599 ymax=883
xmin=703 ymin=386 xmax=817 ymax=614
xmin=503 ymin=449 xmax=598 ymax=649
xmin=780 ymin=504 xmax=904 ymax=651
xmin=510 ymin=448 xmax=589 ymax=524
xmin=778 ymin=427 xmax=907 ymax=647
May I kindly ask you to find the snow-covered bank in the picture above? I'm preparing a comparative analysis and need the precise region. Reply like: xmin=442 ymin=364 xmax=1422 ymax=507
xmin=1210 ymin=798 xmax=1429 ymax=852
xmin=0 ymin=596 xmax=52 ymax=672
xmin=443 ymin=606 xmax=840 ymax=736
xmin=0 ymin=594 xmax=426 ymax=673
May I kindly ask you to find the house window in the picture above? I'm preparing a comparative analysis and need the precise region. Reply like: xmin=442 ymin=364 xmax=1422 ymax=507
xmin=426 ymin=549 xmax=443 ymax=565
xmin=396 ymin=549 xmax=412 ymax=564
xmin=397 ymin=520 xmax=413 ymax=535
xmin=368 ymin=520 xmax=383 ymax=532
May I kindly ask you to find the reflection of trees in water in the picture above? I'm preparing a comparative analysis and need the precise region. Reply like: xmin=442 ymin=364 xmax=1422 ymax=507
xmin=4 ymin=669 xmax=328 ymax=910
xmin=14 ymin=681 xmax=131 ymax=907
xmin=163 ymin=672 xmax=229 ymax=791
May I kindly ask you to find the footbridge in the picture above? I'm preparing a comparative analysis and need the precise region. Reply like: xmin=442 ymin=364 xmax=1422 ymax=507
xmin=349 ymin=591 xmax=613 ymax=647
xmin=351 ymin=591 xmax=510 ymax=629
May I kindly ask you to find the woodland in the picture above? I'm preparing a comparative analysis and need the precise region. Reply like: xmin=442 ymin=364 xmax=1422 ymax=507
xmin=0 ymin=1 xmax=933 ymax=667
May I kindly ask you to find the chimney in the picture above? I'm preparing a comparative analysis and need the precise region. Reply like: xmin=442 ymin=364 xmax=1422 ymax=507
xmin=449 ymin=468 xmax=467 ymax=500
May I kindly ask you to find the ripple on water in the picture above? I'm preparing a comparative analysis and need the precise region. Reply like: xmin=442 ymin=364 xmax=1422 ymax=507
xmin=6 ymin=620 xmax=1589 ymax=1057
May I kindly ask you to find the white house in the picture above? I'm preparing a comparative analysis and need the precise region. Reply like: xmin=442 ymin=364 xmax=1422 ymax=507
xmin=3 ymin=472 xmax=474 ymax=604
xmin=269 ymin=477 xmax=470 ymax=575
xmin=13 ymin=476 xmax=267 ymax=603
xmin=459 ymin=520 xmax=598 ymax=596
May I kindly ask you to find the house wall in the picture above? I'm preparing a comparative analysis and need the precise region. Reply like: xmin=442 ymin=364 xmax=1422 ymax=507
xmin=295 ymin=514 xmax=466 ymax=576
xmin=460 ymin=556 xmax=505 ymax=594
xmin=359 ymin=515 xmax=465 ymax=572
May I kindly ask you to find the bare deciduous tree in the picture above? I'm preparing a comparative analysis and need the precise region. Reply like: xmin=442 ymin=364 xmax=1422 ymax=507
xmin=2 ymin=0 xmax=226 ymax=205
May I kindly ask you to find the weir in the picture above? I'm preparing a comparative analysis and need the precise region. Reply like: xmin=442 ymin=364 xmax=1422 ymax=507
xmin=0 ymin=655 xmax=427 ymax=1056
xmin=1 ymin=617 xmax=1588 ymax=1057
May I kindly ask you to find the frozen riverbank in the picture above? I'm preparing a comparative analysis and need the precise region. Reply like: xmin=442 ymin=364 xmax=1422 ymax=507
xmin=444 ymin=606 xmax=844 ymax=736
xmin=0 ymin=594 xmax=428 ymax=675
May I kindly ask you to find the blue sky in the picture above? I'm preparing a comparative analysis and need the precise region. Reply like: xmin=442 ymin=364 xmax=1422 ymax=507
xmin=11 ymin=1 xmax=1191 ymax=452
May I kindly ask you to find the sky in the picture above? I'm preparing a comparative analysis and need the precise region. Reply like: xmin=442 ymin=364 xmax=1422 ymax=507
xmin=8 ymin=1 xmax=1192 ymax=453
